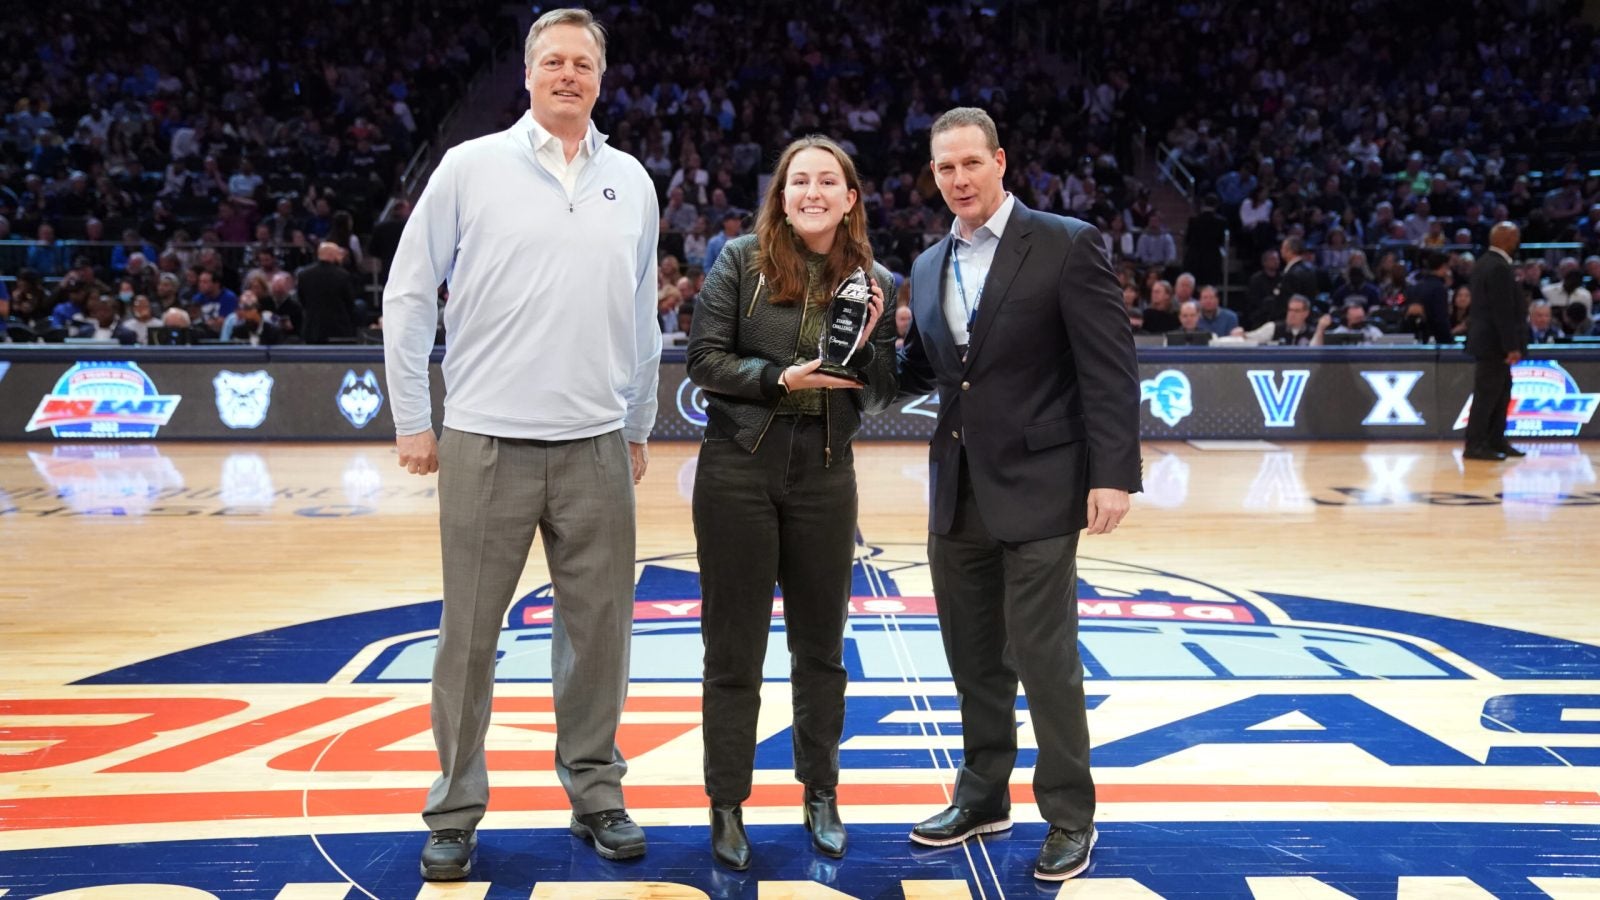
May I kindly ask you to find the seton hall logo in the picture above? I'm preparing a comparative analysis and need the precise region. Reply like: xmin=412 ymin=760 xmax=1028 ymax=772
xmin=4 ymin=548 xmax=1597 ymax=895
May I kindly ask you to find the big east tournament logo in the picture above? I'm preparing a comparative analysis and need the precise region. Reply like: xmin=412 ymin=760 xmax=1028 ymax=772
xmin=24 ymin=361 xmax=181 ymax=438
xmin=3 ymin=551 xmax=1597 ymax=897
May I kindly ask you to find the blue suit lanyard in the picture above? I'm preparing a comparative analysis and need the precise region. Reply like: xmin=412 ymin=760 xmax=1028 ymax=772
xmin=951 ymin=240 xmax=983 ymax=331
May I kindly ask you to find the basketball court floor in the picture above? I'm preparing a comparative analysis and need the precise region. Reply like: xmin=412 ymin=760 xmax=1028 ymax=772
xmin=1 ymin=439 xmax=1597 ymax=898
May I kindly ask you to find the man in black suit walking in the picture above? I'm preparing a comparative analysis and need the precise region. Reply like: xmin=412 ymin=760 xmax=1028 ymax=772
xmin=295 ymin=242 xmax=359 ymax=344
xmin=1464 ymin=222 xmax=1528 ymax=461
xmin=897 ymin=107 xmax=1142 ymax=882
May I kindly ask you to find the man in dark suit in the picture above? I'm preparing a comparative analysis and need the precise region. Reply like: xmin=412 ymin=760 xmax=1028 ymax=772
xmin=295 ymin=241 xmax=358 ymax=344
xmin=897 ymin=107 xmax=1142 ymax=883
xmin=1269 ymin=236 xmax=1320 ymax=324
xmin=1464 ymin=222 xmax=1528 ymax=460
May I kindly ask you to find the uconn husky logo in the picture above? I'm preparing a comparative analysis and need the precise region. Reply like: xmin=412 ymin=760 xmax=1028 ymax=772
xmin=337 ymin=369 xmax=384 ymax=429
xmin=1247 ymin=369 xmax=1310 ymax=428
xmin=1140 ymin=369 xmax=1193 ymax=427
xmin=213 ymin=370 xmax=274 ymax=430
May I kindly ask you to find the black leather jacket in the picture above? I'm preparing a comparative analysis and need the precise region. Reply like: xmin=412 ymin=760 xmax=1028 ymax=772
xmin=686 ymin=234 xmax=898 ymax=465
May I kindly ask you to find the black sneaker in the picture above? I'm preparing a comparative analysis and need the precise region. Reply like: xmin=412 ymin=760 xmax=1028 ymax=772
xmin=570 ymin=808 xmax=647 ymax=860
xmin=908 ymin=805 xmax=1012 ymax=847
xmin=1034 ymin=824 xmax=1097 ymax=881
xmin=420 ymin=828 xmax=475 ymax=881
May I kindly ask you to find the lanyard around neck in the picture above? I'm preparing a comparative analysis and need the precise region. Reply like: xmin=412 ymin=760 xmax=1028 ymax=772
xmin=951 ymin=239 xmax=983 ymax=331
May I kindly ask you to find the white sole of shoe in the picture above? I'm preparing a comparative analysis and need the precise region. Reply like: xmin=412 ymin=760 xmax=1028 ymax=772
xmin=908 ymin=817 xmax=1013 ymax=847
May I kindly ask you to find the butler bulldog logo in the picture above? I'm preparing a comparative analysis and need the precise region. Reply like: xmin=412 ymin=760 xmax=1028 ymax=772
xmin=212 ymin=369 xmax=274 ymax=430
xmin=336 ymin=368 xmax=384 ymax=429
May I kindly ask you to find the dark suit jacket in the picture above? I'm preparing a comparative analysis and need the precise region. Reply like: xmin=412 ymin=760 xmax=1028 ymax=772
xmin=1466 ymin=249 xmax=1527 ymax=360
xmin=899 ymin=201 xmax=1142 ymax=542
xmin=295 ymin=261 xmax=358 ymax=344
xmin=1409 ymin=273 xmax=1454 ymax=345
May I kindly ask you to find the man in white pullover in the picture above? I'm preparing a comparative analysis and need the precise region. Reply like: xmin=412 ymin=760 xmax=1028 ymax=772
xmin=382 ymin=8 xmax=661 ymax=881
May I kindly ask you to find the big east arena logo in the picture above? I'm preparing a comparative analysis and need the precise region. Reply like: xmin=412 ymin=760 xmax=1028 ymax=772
xmin=2 ymin=551 xmax=1597 ymax=898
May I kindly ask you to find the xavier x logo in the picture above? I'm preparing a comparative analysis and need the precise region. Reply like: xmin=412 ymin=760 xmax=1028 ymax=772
xmin=1360 ymin=371 xmax=1426 ymax=426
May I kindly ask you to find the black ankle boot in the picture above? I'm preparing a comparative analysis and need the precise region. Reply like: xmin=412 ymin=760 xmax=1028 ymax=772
xmin=802 ymin=786 xmax=846 ymax=858
xmin=710 ymin=803 xmax=751 ymax=870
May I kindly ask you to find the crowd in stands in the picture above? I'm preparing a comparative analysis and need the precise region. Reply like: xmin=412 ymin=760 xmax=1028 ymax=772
xmin=0 ymin=0 xmax=503 ymax=343
xmin=4 ymin=0 xmax=1599 ymax=348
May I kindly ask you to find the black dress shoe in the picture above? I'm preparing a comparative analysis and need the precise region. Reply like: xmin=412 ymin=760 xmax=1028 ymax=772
xmin=1463 ymin=446 xmax=1507 ymax=461
xmin=908 ymin=804 xmax=1012 ymax=847
xmin=1034 ymin=824 xmax=1097 ymax=881
xmin=802 ymin=786 xmax=847 ymax=858
xmin=570 ymin=808 xmax=646 ymax=860
xmin=419 ymin=828 xmax=475 ymax=881
xmin=1497 ymin=443 xmax=1527 ymax=457
xmin=710 ymin=803 xmax=751 ymax=870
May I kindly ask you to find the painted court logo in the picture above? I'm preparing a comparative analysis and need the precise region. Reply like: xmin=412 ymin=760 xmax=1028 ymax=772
xmin=3 ymin=548 xmax=1596 ymax=896
xmin=1140 ymin=369 xmax=1193 ymax=427
xmin=24 ymin=361 xmax=181 ymax=438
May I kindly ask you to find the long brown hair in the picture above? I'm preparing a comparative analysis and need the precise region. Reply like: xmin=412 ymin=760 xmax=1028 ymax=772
xmin=753 ymin=135 xmax=873 ymax=306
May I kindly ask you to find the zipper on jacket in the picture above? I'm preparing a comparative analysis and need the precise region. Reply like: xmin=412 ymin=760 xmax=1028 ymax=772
xmin=751 ymin=270 xmax=811 ymax=454
xmin=824 ymin=389 xmax=833 ymax=468
xmin=745 ymin=272 xmax=766 ymax=317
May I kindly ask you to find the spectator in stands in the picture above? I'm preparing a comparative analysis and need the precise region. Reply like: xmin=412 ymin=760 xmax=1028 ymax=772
xmin=367 ymin=199 xmax=411 ymax=281
xmin=1183 ymin=193 xmax=1227 ymax=287
xmin=1195 ymin=285 xmax=1239 ymax=338
xmin=1562 ymin=301 xmax=1594 ymax=337
xmin=1319 ymin=228 xmax=1354 ymax=271
xmin=1246 ymin=249 xmax=1281 ymax=327
xmin=663 ymin=186 xmax=698 ymax=234
xmin=704 ymin=210 xmax=742 ymax=271
xmin=220 ymin=292 xmax=284 ymax=345
xmin=1331 ymin=257 xmax=1382 ymax=310
xmin=1174 ymin=300 xmax=1207 ymax=337
xmin=1142 ymin=279 xmax=1179 ymax=333
xmin=122 ymin=295 xmax=160 ymax=344
xmin=683 ymin=216 xmax=710 ymax=270
xmin=1135 ymin=211 xmax=1177 ymax=270
xmin=1272 ymin=236 xmax=1319 ymax=324
xmin=1172 ymin=272 xmax=1197 ymax=309
xmin=1248 ymin=293 xmax=1317 ymax=346
xmin=1528 ymin=301 xmax=1563 ymax=343
xmin=1450 ymin=284 xmax=1473 ymax=338
xmin=296 ymin=242 xmax=358 ymax=344
xmin=74 ymin=297 xmax=137 ymax=345
xmin=25 ymin=222 xmax=65 ymax=275
xmin=267 ymin=272 xmax=303 ymax=338
xmin=1541 ymin=264 xmax=1592 ymax=315
xmin=191 ymin=269 xmax=239 ymax=330
xmin=1410 ymin=251 xmax=1455 ymax=345
xmin=1104 ymin=214 xmax=1136 ymax=261
xmin=1314 ymin=301 xmax=1383 ymax=345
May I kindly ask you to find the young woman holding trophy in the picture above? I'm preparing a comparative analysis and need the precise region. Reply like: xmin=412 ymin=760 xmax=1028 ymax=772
xmin=685 ymin=135 xmax=898 ymax=870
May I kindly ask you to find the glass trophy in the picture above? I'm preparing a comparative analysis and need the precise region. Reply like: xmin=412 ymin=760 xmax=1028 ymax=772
xmin=816 ymin=267 xmax=871 ymax=382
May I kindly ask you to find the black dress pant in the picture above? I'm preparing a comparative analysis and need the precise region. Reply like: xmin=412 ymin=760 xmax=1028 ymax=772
xmin=928 ymin=454 xmax=1095 ymax=830
xmin=1465 ymin=357 xmax=1512 ymax=450
xmin=695 ymin=416 xmax=858 ymax=804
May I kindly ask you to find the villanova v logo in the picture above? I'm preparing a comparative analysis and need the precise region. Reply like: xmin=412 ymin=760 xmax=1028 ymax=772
xmin=1247 ymin=370 xmax=1310 ymax=427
